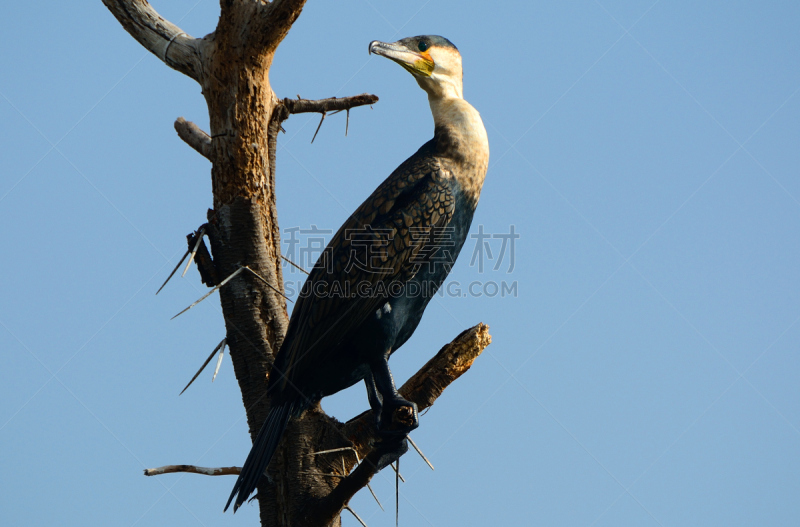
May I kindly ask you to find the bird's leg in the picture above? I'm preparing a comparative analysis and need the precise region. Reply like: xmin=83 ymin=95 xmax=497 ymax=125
xmin=370 ymin=356 xmax=419 ymax=436
xmin=363 ymin=370 xmax=410 ymax=470
xmin=364 ymin=372 xmax=383 ymax=415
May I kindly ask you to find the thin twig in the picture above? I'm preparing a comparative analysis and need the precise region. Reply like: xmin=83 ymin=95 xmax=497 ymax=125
xmin=407 ymin=436 xmax=434 ymax=471
xmin=182 ymin=226 xmax=206 ymax=277
xmin=156 ymin=248 xmax=190 ymax=295
xmin=279 ymin=94 xmax=378 ymax=143
xmin=144 ymin=465 xmax=240 ymax=476
xmin=180 ymin=338 xmax=226 ymax=395
xmin=395 ymin=457 xmax=400 ymax=527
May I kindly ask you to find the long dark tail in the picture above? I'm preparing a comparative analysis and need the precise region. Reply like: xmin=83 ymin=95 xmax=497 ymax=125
xmin=225 ymin=401 xmax=295 ymax=512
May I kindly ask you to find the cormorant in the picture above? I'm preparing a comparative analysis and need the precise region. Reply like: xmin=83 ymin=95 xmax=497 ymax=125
xmin=225 ymin=35 xmax=489 ymax=512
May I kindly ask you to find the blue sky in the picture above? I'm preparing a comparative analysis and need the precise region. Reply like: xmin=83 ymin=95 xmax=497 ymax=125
xmin=2 ymin=1 xmax=799 ymax=526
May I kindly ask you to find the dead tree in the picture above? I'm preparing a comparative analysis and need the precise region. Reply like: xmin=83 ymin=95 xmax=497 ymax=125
xmin=103 ymin=1 xmax=491 ymax=525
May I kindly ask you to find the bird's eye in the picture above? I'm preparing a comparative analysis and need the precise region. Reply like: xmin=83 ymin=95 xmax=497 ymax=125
xmin=418 ymin=41 xmax=428 ymax=52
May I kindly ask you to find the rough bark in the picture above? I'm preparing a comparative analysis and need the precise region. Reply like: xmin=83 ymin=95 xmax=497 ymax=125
xmin=104 ymin=2 xmax=491 ymax=525
xmin=175 ymin=117 xmax=212 ymax=160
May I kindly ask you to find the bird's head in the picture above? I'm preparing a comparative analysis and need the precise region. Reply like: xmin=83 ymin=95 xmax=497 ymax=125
xmin=369 ymin=35 xmax=463 ymax=99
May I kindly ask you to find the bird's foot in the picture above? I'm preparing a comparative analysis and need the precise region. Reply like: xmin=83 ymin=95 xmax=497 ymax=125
xmin=376 ymin=397 xmax=419 ymax=437
xmin=374 ymin=436 xmax=409 ymax=471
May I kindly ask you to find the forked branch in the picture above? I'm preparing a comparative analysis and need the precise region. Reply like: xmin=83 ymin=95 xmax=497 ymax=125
xmin=260 ymin=0 xmax=311 ymax=52
xmin=102 ymin=0 xmax=202 ymax=80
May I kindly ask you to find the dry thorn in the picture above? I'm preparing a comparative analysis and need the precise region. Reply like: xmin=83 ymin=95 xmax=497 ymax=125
xmin=180 ymin=338 xmax=226 ymax=395
xmin=309 ymin=447 xmax=383 ymax=510
xmin=172 ymin=265 xmax=292 ymax=320
xmin=345 ymin=506 xmax=368 ymax=527
xmin=171 ymin=267 xmax=246 ymax=319
xmin=389 ymin=462 xmax=405 ymax=483
xmin=408 ymin=436 xmax=434 ymax=471
xmin=281 ymin=254 xmax=309 ymax=275
xmin=311 ymin=111 xmax=326 ymax=143
xmin=308 ymin=447 xmax=359 ymax=458
xmin=212 ymin=338 xmax=226 ymax=382
xmin=243 ymin=266 xmax=294 ymax=303
xmin=156 ymin=247 xmax=190 ymax=295
xmin=181 ymin=226 xmax=206 ymax=278
xmin=367 ymin=483 xmax=383 ymax=511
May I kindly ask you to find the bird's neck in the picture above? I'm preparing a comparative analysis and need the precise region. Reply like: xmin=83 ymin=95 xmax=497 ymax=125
xmin=429 ymin=95 xmax=489 ymax=157
xmin=428 ymin=95 xmax=490 ymax=204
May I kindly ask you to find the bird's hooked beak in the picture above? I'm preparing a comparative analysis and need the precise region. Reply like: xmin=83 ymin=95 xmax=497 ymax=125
xmin=369 ymin=40 xmax=434 ymax=77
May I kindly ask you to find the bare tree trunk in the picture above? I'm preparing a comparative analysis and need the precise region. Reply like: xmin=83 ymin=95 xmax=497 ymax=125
xmin=103 ymin=2 xmax=491 ymax=525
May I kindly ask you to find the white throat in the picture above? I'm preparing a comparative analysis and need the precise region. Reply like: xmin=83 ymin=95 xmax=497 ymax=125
xmin=428 ymin=95 xmax=489 ymax=155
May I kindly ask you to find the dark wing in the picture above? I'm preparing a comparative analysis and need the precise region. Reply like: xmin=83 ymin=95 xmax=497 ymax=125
xmin=271 ymin=149 xmax=456 ymax=394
